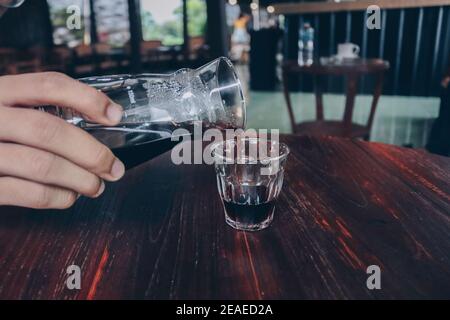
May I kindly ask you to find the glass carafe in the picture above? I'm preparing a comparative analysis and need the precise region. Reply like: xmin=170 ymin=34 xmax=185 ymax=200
xmin=42 ymin=57 xmax=246 ymax=168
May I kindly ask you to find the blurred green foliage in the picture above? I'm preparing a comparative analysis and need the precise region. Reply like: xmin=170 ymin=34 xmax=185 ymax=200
xmin=141 ymin=0 xmax=206 ymax=46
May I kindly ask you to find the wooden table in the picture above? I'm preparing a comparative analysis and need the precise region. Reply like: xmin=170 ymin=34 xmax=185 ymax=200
xmin=282 ymin=59 xmax=389 ymax=140
xmin=0 ymin=135 xmax=449 ymax=299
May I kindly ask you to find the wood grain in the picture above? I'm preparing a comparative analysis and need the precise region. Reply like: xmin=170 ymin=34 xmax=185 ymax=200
xmin=272 ymin=0 xmax=450 ymax=15
xmin=0 ymin=135 xmax=449 ymax=299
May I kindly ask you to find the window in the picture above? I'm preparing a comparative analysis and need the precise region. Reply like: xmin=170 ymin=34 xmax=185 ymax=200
xmin=140 ymin=0 xmax=183 ymax=46
xmin=187 ymin=0 xmax=206 ymax=38
xmin=47 ymin=0 xmax=90 ymax=47
xmin=93 ymin=0 xmax=130 ymax=47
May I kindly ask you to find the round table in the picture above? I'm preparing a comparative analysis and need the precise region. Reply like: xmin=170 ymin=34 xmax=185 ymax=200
xmin=0 ymin=135 xmax=449 ymax=299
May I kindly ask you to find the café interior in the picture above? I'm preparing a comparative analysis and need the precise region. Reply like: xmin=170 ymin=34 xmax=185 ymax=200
xmin=0 ymin=0 xmax=449 ymax=154
xmin=0 ymin=0 xmax=450 ymax=301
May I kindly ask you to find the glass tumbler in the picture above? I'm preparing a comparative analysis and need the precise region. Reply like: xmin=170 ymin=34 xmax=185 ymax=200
xmin=212 ymin=137 xmax=290 ymax=231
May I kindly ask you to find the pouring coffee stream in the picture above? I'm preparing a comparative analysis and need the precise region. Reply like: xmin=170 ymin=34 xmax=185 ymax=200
xmin=39 ymin=57 xmax=246 ymax=169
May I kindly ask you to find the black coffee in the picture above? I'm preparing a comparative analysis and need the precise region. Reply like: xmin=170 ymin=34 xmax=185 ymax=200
xmin=88 ymin=122 xmax=181 ymax=169
xmin=223 ymin=200 xmax=276 ymax=226
xmin=89 ymin=121 xmax=237 ymax=169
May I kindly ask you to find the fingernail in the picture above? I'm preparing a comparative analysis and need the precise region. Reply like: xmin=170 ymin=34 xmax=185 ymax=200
xmin=94 ymin=181 xmax=105 ymax=197
xmin=106 ymin=103 xmax=123 ymax=123
xmin=111 ymin=158 xmax=125 ymax=179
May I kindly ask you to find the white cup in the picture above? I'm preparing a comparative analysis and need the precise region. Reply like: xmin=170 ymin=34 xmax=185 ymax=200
xmin=337 ymin=43 xmax=360 ymax=59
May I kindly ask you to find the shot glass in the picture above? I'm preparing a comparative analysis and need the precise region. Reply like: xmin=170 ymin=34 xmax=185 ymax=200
xmin=212 ymin=137 xmax=290 ymax=231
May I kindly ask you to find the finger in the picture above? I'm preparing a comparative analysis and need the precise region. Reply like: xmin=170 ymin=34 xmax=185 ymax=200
xmin=0 ymin=176 xmax=78 ymax=209
xmin=0 ymin=72 xmax=123 ymax=126
xmin=0 ymin=142 xmax=105 ymax=198
xmin=0 ymin=106 xmax=125 ymax=181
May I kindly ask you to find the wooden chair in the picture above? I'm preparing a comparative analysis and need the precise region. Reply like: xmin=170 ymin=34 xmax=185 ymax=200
xmin=6 ymin=59 xmax=41 ymax=74
xmin=140 ymin=40 xmax=163 ymax=64
xmin=188 ymin=36 xmax=205 ymax=60
xmin=282 ymin=59 xmax=389 ymax=140
xmin=120 ymin=42 xmax=131 ymax=68
xmin=73 ymin=44 xmax=96 ymax=76
xmin=0 ymin=48 xmax=16 ymax=75
xmin=47 ymin=46 xmax=73 ymax=72
xmin=6 ymin=48 xmax=42 ymax=74
xmin=94 ymin=43 xmax=118 ymax=71
xmin=29 ymin=46 xmax=71 ymax=73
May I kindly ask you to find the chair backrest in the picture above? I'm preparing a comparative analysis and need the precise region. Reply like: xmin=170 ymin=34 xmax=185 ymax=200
xmin=74 ymin=44 xmax=93 ymax=57
xmin=94 ymin=43 xmax=112 ymax=54
xmin=7 ymin=57 xmax=41 ymax=74
xmin=141 ymin=40 xmax=162 ymax=53
xmin=0 ymin=47 xmax=42 ymax=74
xmin=0 ymin=47 xmax=16 ymax=65
xmin=0 ymin=48 xmax=15 ymax=75
xmin=52 ymin=46 xmax=72 ymax=60
xmin=0 ymin=47 xmax=16 ymax=56
xmin=189 ymin=36 xmax=205 ymax=52
xmin=123 ymin=42 xmax=131 ymax=54
xmin=46 ymin=46 xmax=73 ymax=72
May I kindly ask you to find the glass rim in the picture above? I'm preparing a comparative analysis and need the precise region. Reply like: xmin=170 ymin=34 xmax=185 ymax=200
xmin=212 ymin=137 xmax=290 ymax=163
xmin=0 ymin=0 xmax=25 ymax=8
xmin=208 ymin=56 xmax=246 ymax=129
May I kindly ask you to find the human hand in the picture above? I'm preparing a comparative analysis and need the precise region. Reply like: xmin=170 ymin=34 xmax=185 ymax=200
xmin=0 ymin=72 xmax=125 ymax=209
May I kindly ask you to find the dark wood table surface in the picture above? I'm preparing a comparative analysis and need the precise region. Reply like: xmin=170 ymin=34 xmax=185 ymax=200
xmin=0 ymin=135 xmax=449 ymax=299
xmin=282 ymin=58 xmax=390 ymax=75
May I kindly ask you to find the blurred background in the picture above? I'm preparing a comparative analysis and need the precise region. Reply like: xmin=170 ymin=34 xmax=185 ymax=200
xmin=0 ymin=0 xmax=449 ymax=153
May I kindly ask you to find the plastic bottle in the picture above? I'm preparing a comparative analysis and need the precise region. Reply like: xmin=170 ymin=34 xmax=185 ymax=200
xmin=298 ymin=23 xmax=314 ymax=66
